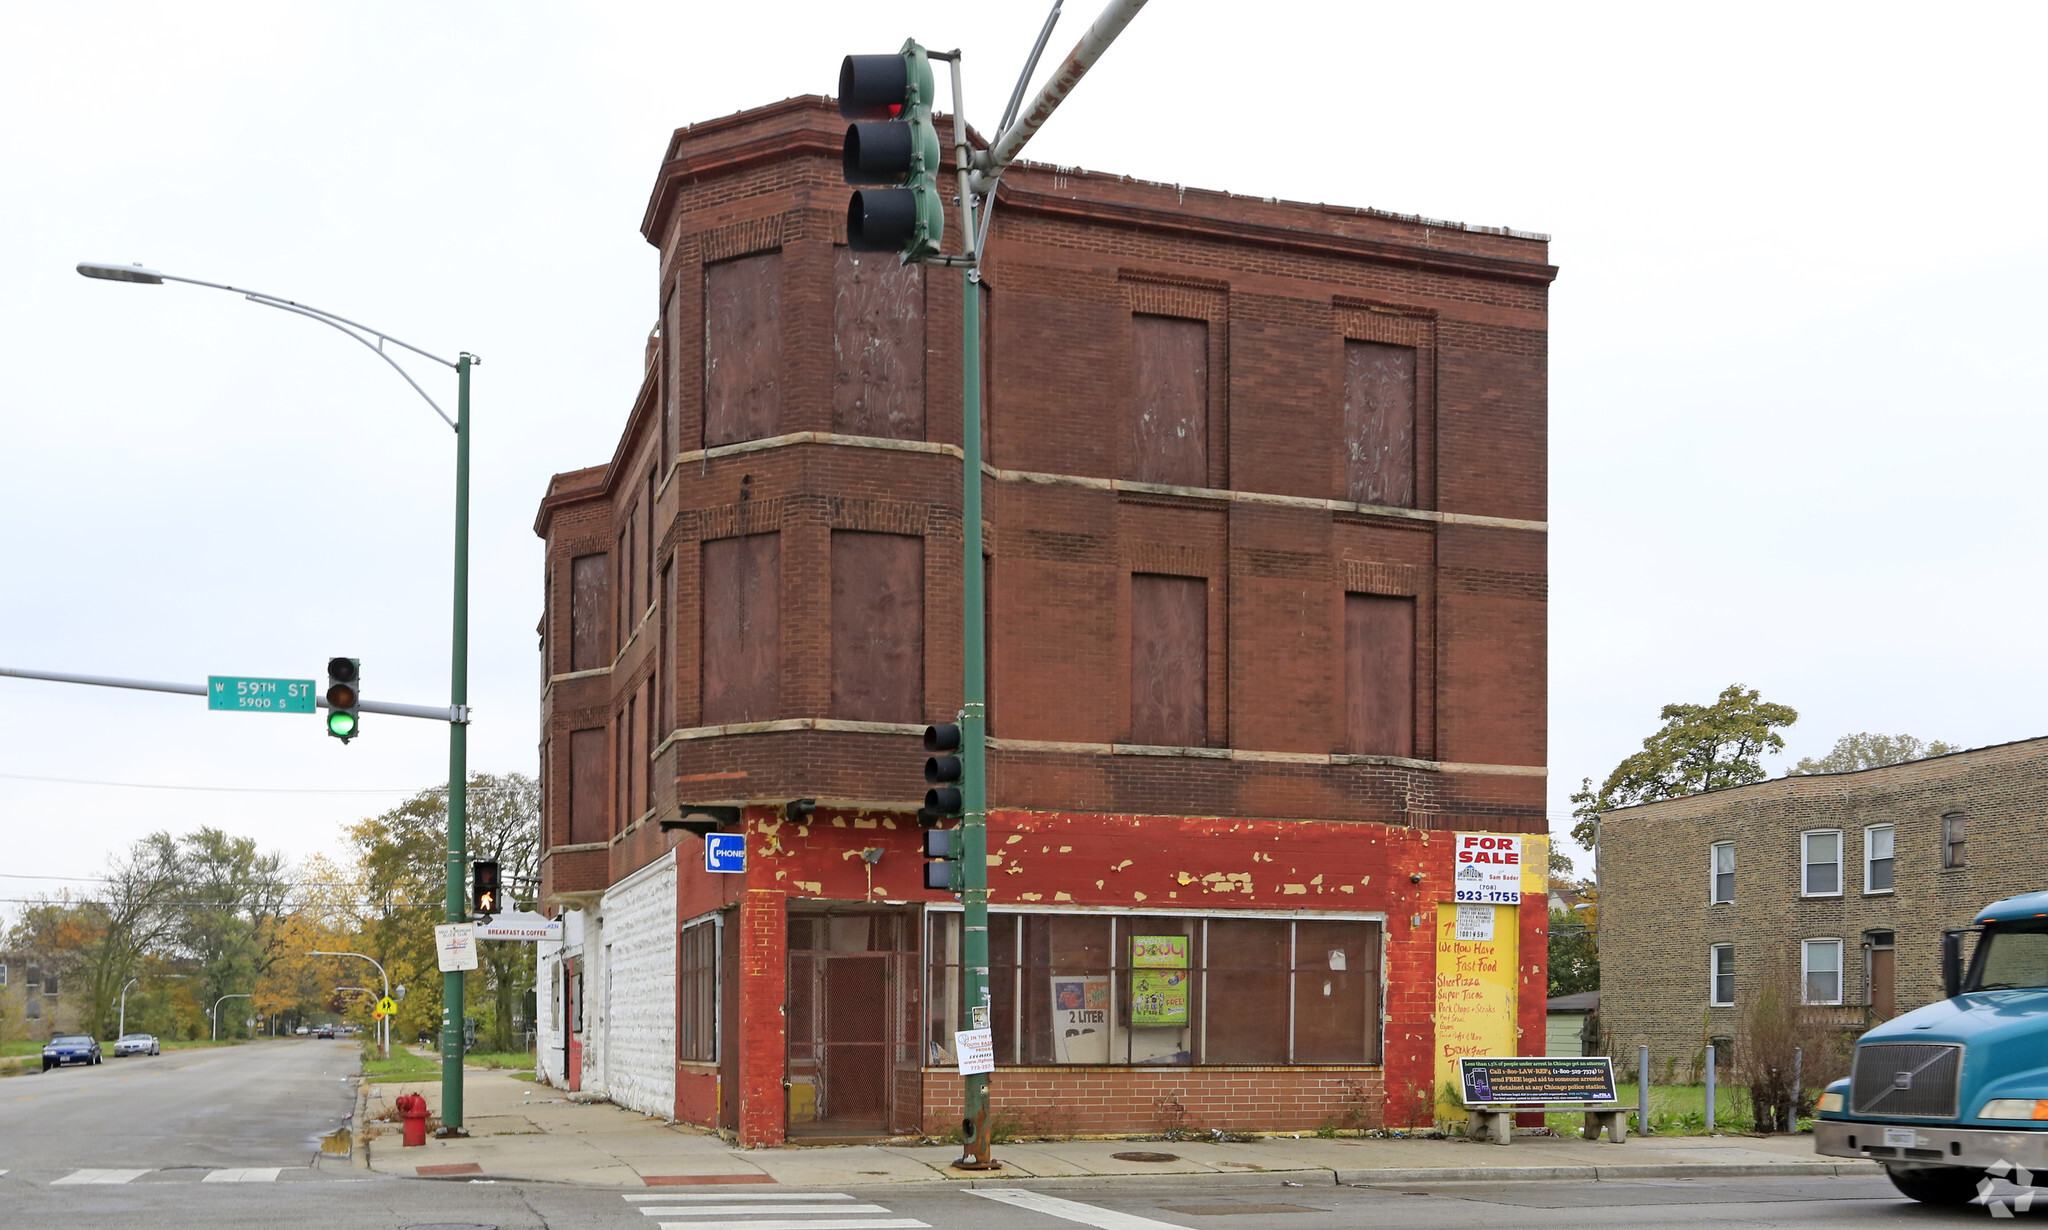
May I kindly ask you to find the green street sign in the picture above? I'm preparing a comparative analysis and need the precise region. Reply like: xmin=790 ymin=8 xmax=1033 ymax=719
xmin=208 ymin=676 xmax=317 ymax=714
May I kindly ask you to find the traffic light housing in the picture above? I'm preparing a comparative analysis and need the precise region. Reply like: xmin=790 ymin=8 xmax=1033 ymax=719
xmin=922 ymin=723 xmax=963 ymax=822
xmin=472 ymin=859 xmax=501 ymax=916
xmin=839 ymin=41 xmax=944 ymax=261
xmin=325 ymin=657 xmax=360 ymax=743
xmin=923 ymin=826 xmax=963 ymax=893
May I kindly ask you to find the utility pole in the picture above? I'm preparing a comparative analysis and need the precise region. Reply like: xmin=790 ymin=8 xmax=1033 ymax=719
xmin=839 ymin=0 xmax=1148 ymax=1170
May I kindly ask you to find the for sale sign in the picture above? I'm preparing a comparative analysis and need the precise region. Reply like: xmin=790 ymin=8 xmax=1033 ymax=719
xmin=1453 ymin=833 xmax=1523 ymax=904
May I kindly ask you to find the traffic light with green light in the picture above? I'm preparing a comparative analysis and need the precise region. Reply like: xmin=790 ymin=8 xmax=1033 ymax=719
xmin=325 ymin=657 xmax=360 ymax=743
xmin=840 ymin=41 xmax=944 ymax=261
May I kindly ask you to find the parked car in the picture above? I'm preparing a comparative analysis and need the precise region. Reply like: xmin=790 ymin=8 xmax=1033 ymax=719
xmin=295 ymin=1025 xmax=310 ymax=1035
xmin=42 ymin=1035 xmax=102 ymax=1071
xmin=112 ymin=1033 xmax=161 ymax=1057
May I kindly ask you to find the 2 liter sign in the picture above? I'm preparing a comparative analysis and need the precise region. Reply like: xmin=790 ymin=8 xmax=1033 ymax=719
xmin=1453 ymin=832 xmax=1523 ymax=904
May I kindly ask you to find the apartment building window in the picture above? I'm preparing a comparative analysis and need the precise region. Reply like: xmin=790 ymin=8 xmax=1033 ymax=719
xmin=678 ymin=916 xmax=720 ymax=1063
xmin=1709 ymin=944 xmax=1734 ymax=1006
xmin=1943 ymin=812 xmax=1966 ymax=869
xmin=1864 ymin=824 xmax=1895 ymax=894
xmin=1709 ymin=842 xmax=1735 ymax=904
xmin=1801 ymin=830 xmax=1843 ymax=896
xmin=1803 ymin=939 xmax=1844 ymax=1005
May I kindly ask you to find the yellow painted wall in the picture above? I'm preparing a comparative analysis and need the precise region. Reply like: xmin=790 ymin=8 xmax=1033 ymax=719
xmin=1433 ymin=901 xmax=1519 ymax=1121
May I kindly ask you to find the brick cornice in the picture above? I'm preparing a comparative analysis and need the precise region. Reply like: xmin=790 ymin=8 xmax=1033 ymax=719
xmin=996 ymin=187 xmax=1560 ymax=289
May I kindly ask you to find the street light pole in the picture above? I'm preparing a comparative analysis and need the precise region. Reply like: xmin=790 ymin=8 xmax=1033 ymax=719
xmin=212 ymin=993 xmax=252 ymax=1042
xmin=308 ymin=950 xmax=390 ymax=1060
xmin=119 ymin=973 xmax=184 ymax=1039
xmin=78 ymin=261 xmax=474 ymax=1129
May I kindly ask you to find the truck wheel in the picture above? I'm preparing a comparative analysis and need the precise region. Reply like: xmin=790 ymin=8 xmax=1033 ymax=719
xmin=1885 ymin=1164 xmax=1985 ymax=1205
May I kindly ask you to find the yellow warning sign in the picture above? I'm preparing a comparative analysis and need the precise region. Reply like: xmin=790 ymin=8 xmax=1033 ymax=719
xmin=376 ymin=996 xmax=398 ymax=1016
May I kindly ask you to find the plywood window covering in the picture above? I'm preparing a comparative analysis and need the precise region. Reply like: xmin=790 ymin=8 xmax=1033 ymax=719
xmin=832 ymin=249 xmax=925 ymax=439
xmin=569 ymin=553 xmax=610 ymax=672
xmin=926 ymin=912 xmax=1381 ymax=1067
xmin=703 ymin=251 xmax=782 ymax=447
xmin=1345 ymin=593 xmax=1415 ymax=757
xmin=1130 ymin=574 xmax=1207 ymax=747
xmin=1129 ymin=315 xmax=1208 ymax=487
xmin=700 ymin=533 xmax=781 ymax=724
xmin=615 ymin=701 xmax=631 ymax=833
xmin=658 ymin=557 xmax=674 ymax=734
xmin=617 ymin=521 xmax=635 ymax=653
xmin=1342 ymin=340 xmax=1416 ymax=508
xmin=568 ymin=727 xmax=607 ymax=845
xmin=678 ymin=918 xmax=719 ymax=1062
xmin=645 ymin=468 xmax=659 ymax=611
xmin=830 ymin=532 xmax=924 ymax=722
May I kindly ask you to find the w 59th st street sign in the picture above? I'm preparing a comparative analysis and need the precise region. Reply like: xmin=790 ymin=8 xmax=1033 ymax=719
xmin=208 ymin=675 xmax=316 ymax=713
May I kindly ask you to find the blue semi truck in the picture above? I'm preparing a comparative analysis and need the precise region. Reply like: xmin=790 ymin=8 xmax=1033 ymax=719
xmin=1815 ymin=888 xmax=2048 ymax=1204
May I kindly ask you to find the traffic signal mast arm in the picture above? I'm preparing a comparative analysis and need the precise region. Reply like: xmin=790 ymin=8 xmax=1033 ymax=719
xmin=0 ymin=664 xmax=468 ymax=723
xmin=974 ymin=0 xmax=1148 ymax=191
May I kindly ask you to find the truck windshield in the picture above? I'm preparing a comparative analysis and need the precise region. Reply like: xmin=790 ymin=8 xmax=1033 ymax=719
xmin=1970 ymin=921 xmax=2048 ymax=991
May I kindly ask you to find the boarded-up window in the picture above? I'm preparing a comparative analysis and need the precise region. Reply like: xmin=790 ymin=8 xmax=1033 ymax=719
xmin=1129 ymin=315 xmax=1207 ymax=487
xmin=570 ymin=554 xmax=610 ymax=672
xmin=617 ymin=520 xmax=636 ymax=651
xmin=831 ymin=532 xmax=924 ymax=722
xmin=833 ymin=250 xmax=925 ymax=439
xmin=1343 ymin=341 xmax=1415 ymax=507
xmin=701 ymin=533 xmax=781 ymax=724
xmin=658 ymin=557 xmax=673 ymax=734
xmin=704 ymin=252 xmax=782 ymax=446
xmin=1346 ymin=593 xmax=1414 ymax=757
xmin=568 ymin=728 xmax=607 ymax=845
xmin=1130 ymin=574 xmax=1206 ymax=747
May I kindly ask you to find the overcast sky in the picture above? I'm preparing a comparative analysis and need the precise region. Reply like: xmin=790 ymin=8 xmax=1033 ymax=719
xmin=3 ymin=2 xmax=2043 ymax=914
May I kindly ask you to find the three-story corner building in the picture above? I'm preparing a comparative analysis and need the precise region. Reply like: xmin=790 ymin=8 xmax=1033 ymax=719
xmin=532 ymin=97 xmax=1553 ymax=1146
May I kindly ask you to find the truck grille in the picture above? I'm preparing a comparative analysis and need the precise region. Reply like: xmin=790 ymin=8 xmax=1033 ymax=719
xmin=1851 ymin=1043 xmax=1962 ymax=1118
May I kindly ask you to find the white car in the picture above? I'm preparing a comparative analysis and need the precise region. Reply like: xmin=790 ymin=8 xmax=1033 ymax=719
xmin=296 ymin=1025 xmax=310 ymax=1035
xmin=112 ymin=1033 xmax=160 ymax=1057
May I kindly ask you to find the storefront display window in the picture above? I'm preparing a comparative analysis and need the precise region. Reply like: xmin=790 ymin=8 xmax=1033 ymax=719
xmin=928 ymin=910 xmax=1382 ymax=1068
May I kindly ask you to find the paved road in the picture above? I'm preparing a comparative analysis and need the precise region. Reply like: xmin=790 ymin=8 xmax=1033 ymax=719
xmin=0 ymin=1037 xmax=357 ymax=1173
xmin=0 ymin=1169 xmax=2024 ymax=1230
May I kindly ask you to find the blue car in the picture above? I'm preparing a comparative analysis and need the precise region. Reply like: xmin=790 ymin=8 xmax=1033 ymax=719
xmin=42 ymin=1034 xmax=102 ymax=1072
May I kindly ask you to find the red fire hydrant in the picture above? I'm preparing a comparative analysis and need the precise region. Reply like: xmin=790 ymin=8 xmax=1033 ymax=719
xmin=396 ymin=1092 xmax=430 ymax=1147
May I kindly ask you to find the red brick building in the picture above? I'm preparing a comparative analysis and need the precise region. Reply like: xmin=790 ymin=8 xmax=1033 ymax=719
xmin=532 ymin=97 xmax=1553 ymax=1146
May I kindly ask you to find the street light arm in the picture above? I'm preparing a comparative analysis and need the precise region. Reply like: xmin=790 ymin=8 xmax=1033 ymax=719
xmin=251 ymin=298 xmax=457 ymax=431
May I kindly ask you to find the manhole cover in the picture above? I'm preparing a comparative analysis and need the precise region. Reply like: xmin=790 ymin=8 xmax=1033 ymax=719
xmin=1111 ymin=1151 xmax=1181 ymax=1163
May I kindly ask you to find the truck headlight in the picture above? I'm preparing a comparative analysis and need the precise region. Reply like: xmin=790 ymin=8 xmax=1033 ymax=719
xmin=1979 ymin=1099 xmax=2048 ymax=1120
xmin=1817 ymin=1091 xmax=1843 ymax=1114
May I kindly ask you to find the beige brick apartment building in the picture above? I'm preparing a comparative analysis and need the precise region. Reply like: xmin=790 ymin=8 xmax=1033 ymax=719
xmin=1600 ymin=737 xmax=2048 ymax=1070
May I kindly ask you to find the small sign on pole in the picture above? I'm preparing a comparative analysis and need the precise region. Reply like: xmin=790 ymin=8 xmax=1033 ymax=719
xmin=208 ymin=676 xmax=317 ymax=713
xmin=705 ymin=832 xmax=746 ymax=874
xmin=955 ymin=1027 xmax=995 ymax=1076
xmin=434 ymin=922 xmax=478 ymax=972
xmin=375 ymin=996 xmax=399 ymax=1017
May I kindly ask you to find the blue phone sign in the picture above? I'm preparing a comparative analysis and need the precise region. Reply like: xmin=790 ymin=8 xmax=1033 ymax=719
xmin=704 ymin=832 xmax=746 ymax=874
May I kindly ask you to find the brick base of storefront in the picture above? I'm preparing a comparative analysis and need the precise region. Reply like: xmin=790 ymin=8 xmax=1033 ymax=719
xmin=920 ymin=1066 xmax=1390 ymax=1138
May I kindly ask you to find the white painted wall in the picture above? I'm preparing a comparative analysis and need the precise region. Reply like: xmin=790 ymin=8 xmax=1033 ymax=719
xmin=578 ymin=850 xmax=676 ymax=1117
xmin=535 ymin=909 xmax=582 ymax=1089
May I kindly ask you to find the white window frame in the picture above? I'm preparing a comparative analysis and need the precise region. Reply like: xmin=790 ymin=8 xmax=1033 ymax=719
xmin=1709 ymin=842 xmax=1735 ymax=905
xmin=1863 ymin=824 xmax=1895 ymax=895
xmin=1801 ymin=829 xmax=1844 ymax=897
xmin=1802 ymin=938 xmax=1844 ymax=1006
xmin=1709 ymin=944 xmax=1734 ymax=1006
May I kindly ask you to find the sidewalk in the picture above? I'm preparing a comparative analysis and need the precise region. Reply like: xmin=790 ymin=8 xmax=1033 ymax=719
xmin=359 ymin=1069 xmax=1881 ymax=1189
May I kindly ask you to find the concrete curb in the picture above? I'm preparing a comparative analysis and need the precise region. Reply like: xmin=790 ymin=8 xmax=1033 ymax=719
xmin=388 ymin=1159 xmax=1885 ymax=1190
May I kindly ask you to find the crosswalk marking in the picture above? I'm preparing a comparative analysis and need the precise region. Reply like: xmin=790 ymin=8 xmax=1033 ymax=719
xmin=52 ymin=1169 xmax=149 ymax=1185
xmin=203 ymin=1168 xmax=282 ymax=1183
xmin=639 ymin=1206 xmax=892 ymax=1217
xmin=969 ymin=1190 xmax=1193 ymax=1230
xmin=649 ymin=1221 xmax=927 ymax=1230
xmin=627 ymin=1193 xmax=845 ymax=1202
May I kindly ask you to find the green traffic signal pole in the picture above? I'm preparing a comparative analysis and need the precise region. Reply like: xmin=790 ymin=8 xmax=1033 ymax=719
xmin=442 ymin=353 xmax=472 ymax=1135
xmin=72 ymin=261 xmax=477 ymax=1134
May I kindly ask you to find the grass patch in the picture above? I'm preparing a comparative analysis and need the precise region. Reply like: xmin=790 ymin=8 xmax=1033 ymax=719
xmin=0 ymin=1041 xmax=45 ymax=1057
xmin=504 ymin=1070 xmax=538 ymax=1083
xmin=1543 ymin=1083 xmax=1782 ymax=1136
xmin=363 ymin=1048 xmax=440 ymax=1081
xmin=464 ymin=1050 xmax=536 ymax=1071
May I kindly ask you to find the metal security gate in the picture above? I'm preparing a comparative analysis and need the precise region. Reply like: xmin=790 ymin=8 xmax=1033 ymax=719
xmin=786 ymin=909 xmax=919 ymax=1137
